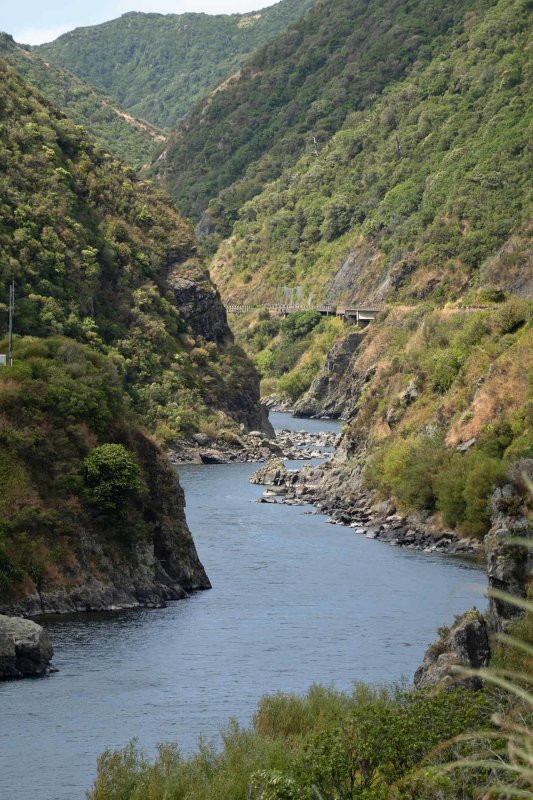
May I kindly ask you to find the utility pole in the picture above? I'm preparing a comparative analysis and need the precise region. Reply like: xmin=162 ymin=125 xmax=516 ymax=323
xmin=8 ymin=280 xmax=14 ymax=367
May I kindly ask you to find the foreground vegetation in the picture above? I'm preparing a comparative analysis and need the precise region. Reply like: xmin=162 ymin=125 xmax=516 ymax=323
xmin=90 ymin=595 xmax=533 ymax=800
xmin=89 ymin=683 xmax=493 ymax=800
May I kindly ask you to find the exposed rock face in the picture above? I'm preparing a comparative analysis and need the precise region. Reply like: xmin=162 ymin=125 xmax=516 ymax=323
xmin=169 ymin=264 xmax=273 ymax=436
xmin=485 ymin=461 xmax=533 ymax=630
xmin=0 ymin=615 xmax=55 ymax=679
xmin=293 ymin=332 xmax=366 ymax=418
xmin=414 ymin=611 xmax=491 ymax=690
xmin=0 ymin=432 xmax=211 ymax=617
xmin=170 ymin=267 xmax=233 ymax=346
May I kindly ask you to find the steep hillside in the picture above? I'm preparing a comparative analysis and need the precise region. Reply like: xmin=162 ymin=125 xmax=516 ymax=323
xmin=212 ymin=0 xmax=532 ymax=305
xmin=0 ymin=57 xmax=272 ymax=613
xmin=0 ymin=337 xmax=210 ymax=615
xmin=0 ymin=33 xmax=161 ymax=166
xmin=212 ymin=0 xmax=532 ymax=538
xmin=0 ymin=58 xmax=267 ymax=442
xmin=36 ymin=0 xmax=315 ymax=131
xmin=151 ymin=0 xmax=492 ymax=229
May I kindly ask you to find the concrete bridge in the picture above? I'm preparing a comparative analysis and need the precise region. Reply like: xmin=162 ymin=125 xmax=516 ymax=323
xmin=225 ymin=303 xmax=384 ymax=327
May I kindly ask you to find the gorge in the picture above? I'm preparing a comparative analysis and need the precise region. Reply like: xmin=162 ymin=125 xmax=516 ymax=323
xmin=0 ymin=0 xmax=531 ymax=797
xmin=0 ymin=415 xmax=487 ymax=799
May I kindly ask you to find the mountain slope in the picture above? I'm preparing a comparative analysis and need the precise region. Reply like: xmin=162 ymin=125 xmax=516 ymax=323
xmin=0 ymin=57 xmax=271 ymax=612
xmin=35 ymin=0 xmax=315 ymax=131
xmin=210 ymin=0 xmax=532 ymax=538
xmin=150 ymin=0 xmax=492 ymax=229
xmin=0 ymin=33 xmax=161 ymax=166
xmin=0 ymin=57 xmax=267 ymax=441
xmin=212 ymin=0 xmax=532 ymax=305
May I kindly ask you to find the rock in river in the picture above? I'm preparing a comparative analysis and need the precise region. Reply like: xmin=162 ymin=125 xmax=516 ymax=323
xmin=0 ymin=615 xmax=56 ymax=680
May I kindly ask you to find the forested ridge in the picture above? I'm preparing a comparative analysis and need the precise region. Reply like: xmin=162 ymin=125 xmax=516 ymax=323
xmin=151 ymin=0 xmax=496 ymax=230
xmin=0 ymin=32 xmax=162 ymax=166
xmin=36 ymin=0 xmax=315 ymax=131
xmin=210 ymin=0 xmax=532 ymax=542
xmin=0 ymin=59 xmax=262 ymax=606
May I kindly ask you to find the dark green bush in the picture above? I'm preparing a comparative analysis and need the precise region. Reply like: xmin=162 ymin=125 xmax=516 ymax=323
xmin=84 ymin=444 xmax=140 ymax=510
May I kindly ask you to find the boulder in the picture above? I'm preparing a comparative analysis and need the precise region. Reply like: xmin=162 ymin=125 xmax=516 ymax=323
xmin=250 ymin=458 xmax=289 ymax=487
xmin=199 ymin=449 xmax=228 ymax=464
xmin=414 ymin=610 xmax=490 ymax=690
xmin=0 ymin=615 xmax=56 ymax=680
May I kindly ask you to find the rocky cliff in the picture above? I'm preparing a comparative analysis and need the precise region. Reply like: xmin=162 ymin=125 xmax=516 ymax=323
xmin=293 ymin=332 xmax=366 ymax=419
xmin=485 ymin=462 xmax=533 ymax=631
xmin=0 ymin=343 xmax=211 ymax=617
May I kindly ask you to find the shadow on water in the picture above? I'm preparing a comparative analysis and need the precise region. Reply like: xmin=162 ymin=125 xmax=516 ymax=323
xmin=0 ymin=413 xmax=486 ymax=800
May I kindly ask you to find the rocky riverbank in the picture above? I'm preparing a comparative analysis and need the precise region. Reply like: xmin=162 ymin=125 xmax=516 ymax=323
xmin=168 ymin=427 xmax=338 ymax=465
xmin=0 ymin=615 xmax=56 ymax=680
xmin=250 ymin=458 xmax=484 ymax=556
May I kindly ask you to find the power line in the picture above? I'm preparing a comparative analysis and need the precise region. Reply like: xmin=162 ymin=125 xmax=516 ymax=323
xmin=8 ymin=281 xmax=14 ymax=367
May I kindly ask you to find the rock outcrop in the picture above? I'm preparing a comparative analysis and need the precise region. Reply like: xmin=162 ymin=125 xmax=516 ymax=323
xmin=170 ymin=267 xmax=233 ymax=346
xmin=250 ymin=458 xmax=290 ymax=486
xmin=485 ymin=461 xmax=533 ymax=630
xmin=293 ymin=332 xmax=366 ymax=419
xmin=0 ymin=615 xmax=55 ymax=679
xmin=0 ymin=431 xmax=211 ymax=617
xmin=414 ymin=611 xmax=491 ymax=690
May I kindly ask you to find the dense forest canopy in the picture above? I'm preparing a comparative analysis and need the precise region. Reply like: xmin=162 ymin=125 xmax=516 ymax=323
xmin=150 ymin=0 xmax=497 ymax=229
xmin=36 ymin=0 xmax=315 ymax=131
xmin=0 ymin=33 xmax=161 ymax=166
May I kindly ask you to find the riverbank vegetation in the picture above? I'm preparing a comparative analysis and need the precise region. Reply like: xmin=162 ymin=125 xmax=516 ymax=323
xmin=89 ymin=668 xmax=533 ymax=800
xmin=357 ymin=299 xmax=533 ymax=538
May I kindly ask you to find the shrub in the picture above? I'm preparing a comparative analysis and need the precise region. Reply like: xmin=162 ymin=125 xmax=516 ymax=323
xmin=278 ymin=369 xmax=313 ymax=401
xmin=84 ymin=444 xmax=140 ymax=510
xmin=367 ymin=436 xmax=444 ymax=512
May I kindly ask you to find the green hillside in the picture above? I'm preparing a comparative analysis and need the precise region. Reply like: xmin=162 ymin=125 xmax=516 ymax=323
xmin=0 ymin=33 xmax=161 ymax=166
xmin=212 ymin=0 xmax=532 ymax=304
xmin=0 ymin=57 xmax=269 ymax=607
xmin=0 ymin=57 xmax=263 ymax=443
xmin=150 ymin=0 xmax=493 ymax=229
xmin=210 ymin=0 xmax=532 ymax=539
xmin=35 ymin=0 xmax=315 ymax=131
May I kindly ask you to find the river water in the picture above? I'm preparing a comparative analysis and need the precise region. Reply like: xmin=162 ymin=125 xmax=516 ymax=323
xmin=0 ymin=413 xmax=485 ymax=800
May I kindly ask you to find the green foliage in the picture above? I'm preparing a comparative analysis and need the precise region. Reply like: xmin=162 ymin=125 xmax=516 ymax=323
xmin=36 ymin=1 xmax=315 ymax=131
xmin=208 ymin=0 xmax=532 ymax=302
xmin=367 ymin=437 xmax=510 ymax=538
xmin=88 ymin=683 xmax=494 ymax=800
xmin=0 ymin=33 xmax=159 ymax=166
xmin=367 ymin=435 xmax=445 ymax=513
xmin=0 ymin=59 xmax=260 ymax=443
xmin=0 ymin=337 xmax=142 ymax=595
xmin=152 ymin=0 xmax=493 ymax=225
xmin=84 ymin=444 xmax=140 ymax=510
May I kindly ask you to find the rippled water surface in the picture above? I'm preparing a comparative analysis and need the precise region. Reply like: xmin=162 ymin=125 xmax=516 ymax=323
xmin=0 ymin=413 xmax=485 ymax=800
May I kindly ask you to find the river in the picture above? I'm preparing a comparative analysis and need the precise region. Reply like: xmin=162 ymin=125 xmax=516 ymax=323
xmin=0 ymin=413 xmax=485 ymax=800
